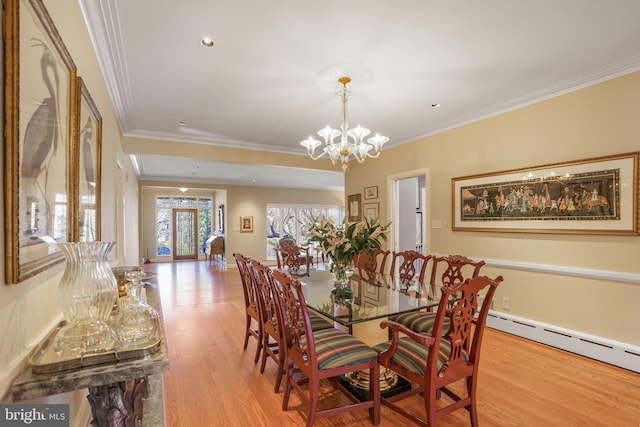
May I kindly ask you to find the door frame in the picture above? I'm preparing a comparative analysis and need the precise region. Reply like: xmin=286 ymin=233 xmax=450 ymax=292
xmin=386 ymin=168 xmax=430 ymax=254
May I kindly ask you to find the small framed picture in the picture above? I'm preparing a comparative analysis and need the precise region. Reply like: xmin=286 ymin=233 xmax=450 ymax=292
xmin=363 ymin=203 xmax=380 ymax=221
xmin=348 ymin=194 xmax=362 ymax=222
xmin=364 ymin=186 xmax=378 ymax=200
xmin=240 ymin=215 xmax=254 ymax=233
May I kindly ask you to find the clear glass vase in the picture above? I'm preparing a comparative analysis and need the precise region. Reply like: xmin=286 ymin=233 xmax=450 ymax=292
xmin=55 ymin=242 xmax=119 ymax=356
xmin=330 ymin=258 xmax=354 ymax=303
xmin=331 ymin=258 xmax=353 ymax=286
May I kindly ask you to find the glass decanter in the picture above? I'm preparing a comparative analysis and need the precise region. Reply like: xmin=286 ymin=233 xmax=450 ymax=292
xmin=114 ymin=273 xmax=159 ymax=344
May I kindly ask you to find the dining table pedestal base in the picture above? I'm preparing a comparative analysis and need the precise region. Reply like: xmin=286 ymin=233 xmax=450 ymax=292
xmin=341 ymin=367 xmax=411 ymax=401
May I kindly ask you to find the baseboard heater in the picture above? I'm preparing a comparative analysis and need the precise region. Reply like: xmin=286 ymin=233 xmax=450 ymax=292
xmin=486 ymin=310 xmax=640 ymax=373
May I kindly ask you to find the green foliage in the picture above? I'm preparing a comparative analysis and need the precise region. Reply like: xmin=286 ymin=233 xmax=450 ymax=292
xmin=301 ymin=213 xmax=391 ymax=264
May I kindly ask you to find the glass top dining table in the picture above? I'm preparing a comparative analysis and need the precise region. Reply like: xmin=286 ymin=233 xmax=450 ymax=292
xmin=297 ymin=269 xmax=443 ymax=328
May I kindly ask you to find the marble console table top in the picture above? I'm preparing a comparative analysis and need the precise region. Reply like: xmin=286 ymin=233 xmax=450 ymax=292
xmin=11 ymin=282 xmax=170 ymax=403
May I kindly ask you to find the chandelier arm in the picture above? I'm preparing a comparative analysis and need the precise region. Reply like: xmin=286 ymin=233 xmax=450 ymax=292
xmin=307 ymin=147 xmax=331 ymax=161
xmin=365 ymin=150 xmax=381 ymax=159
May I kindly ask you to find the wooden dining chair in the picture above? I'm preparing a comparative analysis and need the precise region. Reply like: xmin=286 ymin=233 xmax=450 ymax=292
xmin=250 ymin=260 xmax=334 ymax=393
xmin=250 ymin=259 xmax=287 ymax=392
xmin=233 ymin=253 xmax=263 ymax=363
xmin=272 ymin=270 xmax=381 ymax=426
xmin=389 ymin=250 xmax=432 ymax=288
xmin=391 ymin=255 xmax=486 ymax=335
xmin=277 ymin=244 xmax=311 ymax=276
xmin=375 ymin=275 xmax=503 ymax=426
xmin=355 ymin=248 xmax=390 ymax=275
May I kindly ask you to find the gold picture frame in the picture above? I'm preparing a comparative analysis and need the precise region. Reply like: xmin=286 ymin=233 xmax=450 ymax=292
xmin=363 ymin=203 xmax=380 ymax=221
xmin=240 ymin=215 xmax=254 ymax=233
xmin=74 ymin=77 xmax=102 ymax=242
xmin=4 ymin=0 xmax=78 ymax=283
xmin=364 ymin=185 xmax=378 ymax=200
xmin=348 ymin=194 xmax=362 ymax=222
xmin=452 ymin=152 xmax=639 ymax=235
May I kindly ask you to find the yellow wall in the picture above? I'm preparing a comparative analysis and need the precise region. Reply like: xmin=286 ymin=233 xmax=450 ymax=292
xmin=346 ymin=71 xmax=640 ymax=345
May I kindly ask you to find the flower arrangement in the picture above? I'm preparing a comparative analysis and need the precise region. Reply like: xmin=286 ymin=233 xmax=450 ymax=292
xmin=302 ymin=213 xmax=391 ymax=267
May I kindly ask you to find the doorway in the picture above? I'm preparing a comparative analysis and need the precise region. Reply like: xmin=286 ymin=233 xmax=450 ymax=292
xmin=387 ymin=169 xmax=428 ymax=254
xmin=173 ymin=209 xmax=198 ymax=260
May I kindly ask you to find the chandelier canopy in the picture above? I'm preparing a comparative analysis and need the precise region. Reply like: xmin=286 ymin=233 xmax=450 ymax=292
xmin=300 ymin=75 xmax=389 ymax=172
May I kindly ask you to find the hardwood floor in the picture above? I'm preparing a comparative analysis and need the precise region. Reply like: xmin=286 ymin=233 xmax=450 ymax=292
xmin=147 ymin=261 xmax=640 ymax=427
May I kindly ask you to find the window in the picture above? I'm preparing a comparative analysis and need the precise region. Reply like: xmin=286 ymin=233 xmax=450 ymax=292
xmin=53 ymin=193 xmax=67 ymax=241
xmin=266 ymin=204 xmax=343 ymax=259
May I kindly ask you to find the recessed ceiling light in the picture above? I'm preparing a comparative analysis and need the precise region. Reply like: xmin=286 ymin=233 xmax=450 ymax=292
xmin=431 ymin=103 xmax=441 ymax=108
xmin=200 ymin=37 xmax=214 ymax=47
xmin=178 ymin=121 xmax=187 ymax=126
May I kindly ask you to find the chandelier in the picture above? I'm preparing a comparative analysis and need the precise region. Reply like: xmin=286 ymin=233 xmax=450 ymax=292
xmin=300 ymin=76 xmax=389 ymax=172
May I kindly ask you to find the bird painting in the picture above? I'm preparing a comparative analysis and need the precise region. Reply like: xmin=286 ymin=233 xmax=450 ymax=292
xmin=80 ymin=115 xmax=95 ymax=197
xmin=21 ymin=38 xmax=62 ymax=238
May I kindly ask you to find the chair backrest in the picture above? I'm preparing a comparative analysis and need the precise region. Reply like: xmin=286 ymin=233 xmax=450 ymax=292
xmin=390 ymin=250 xmax=432 ymax=284
xmin=278 ymin=235 xmax=297 ymax=248
xmin=233 ymin=253 xmax=260 ymax=315
xmin=249 ymin=259 xmax=280 ymax=335
xmin=355 ymin=248 xmax=390 ymax=275
xmin=428 ymin=254 xmax=485 ymax=289
xmin=272 ymin=270 xmax=316 ymax=370
xmin=428 ymin=275 xmax=503 ymax=378
xmin=278 ymin=245 xmax=309 ymax=276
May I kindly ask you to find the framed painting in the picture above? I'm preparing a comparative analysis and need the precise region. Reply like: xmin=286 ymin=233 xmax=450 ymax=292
xmin=363 ymin=203 xmax=379 ymax=221
xmin=74 ymin=77 xmax=102 ymax=242
xmin=217 ymin=204 xmax=225 ymax=233
xmin=452 ymin=152 xmax=639 ymax=235
xmin=364 ymin=185 xmax=378 ymax=200
xmin=348 ymin=194 xmax=362 ymax=222
xmin=4 ymin=0 xmax=78 ymax=283
xmin=240 ymin=215 xmax=254 ymax=233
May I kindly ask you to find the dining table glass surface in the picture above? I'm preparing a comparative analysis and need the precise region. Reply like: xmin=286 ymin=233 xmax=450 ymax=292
xmin=297 ymin=269 xmax=443 ymax=327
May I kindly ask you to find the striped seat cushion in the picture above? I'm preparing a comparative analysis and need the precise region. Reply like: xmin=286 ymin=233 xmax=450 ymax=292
xmin=308 ymin=311 xmax=334 ymax=331
xmin=372 ymin=336 xmax=467 ymax=376
xmin=305 ymin=328 xmax=379 ymax=370
xmin=388 ymin=312 xmax=450 ymax=334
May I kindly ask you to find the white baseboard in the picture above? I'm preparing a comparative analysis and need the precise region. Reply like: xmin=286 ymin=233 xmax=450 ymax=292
xmin=487 ymin=310 xmax=640 ymax=373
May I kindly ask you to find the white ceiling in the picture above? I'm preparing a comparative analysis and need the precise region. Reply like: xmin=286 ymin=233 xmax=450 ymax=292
xmin=80 ymin=0 xmax=640 ymax=190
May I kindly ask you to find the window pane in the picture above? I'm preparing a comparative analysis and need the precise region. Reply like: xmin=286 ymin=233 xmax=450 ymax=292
xmin=156 ymin=207 xmax=171 ymax=256
xmin=199 ymin=198 xmax=212 ymax=209
xmin=173 ymin=197 xmax=198 ymax=208
xmin=283 ymin=208 xmax=296 ymax=237
xmin=198 ymin=209 xmax=212 ymax=253
xmin=157 ymin=196 xmax=171 ymax=208
xmin=266 ymin=207 xmax=281 ymax=258
xmin=296 ymin=208 xmax=312 ymax=244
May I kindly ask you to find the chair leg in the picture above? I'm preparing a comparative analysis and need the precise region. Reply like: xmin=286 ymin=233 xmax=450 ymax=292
xmin=306 ymin=380 xmax=319 ymax=427
xmin=467 ymin=376 xmax=479 ymax=426
xmin=259 ymin=335 xmax=269 ymax=373
xmin=369 ymin=364 xmax=381 ymax=425
xmin=282 ymin=362 xmax=293 ymax=410
xmin=274 ymin=352 xmax=285 ymax=393
xmin=253 ymin=329 xmax=262 ymax=363
xmin=426 ymin=387 xmax=438 ymax=427
xmin=243 ymin=315 xmax=251 ymax=350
